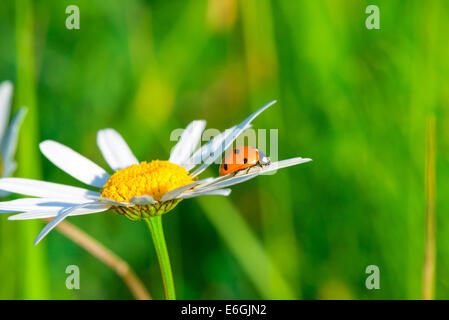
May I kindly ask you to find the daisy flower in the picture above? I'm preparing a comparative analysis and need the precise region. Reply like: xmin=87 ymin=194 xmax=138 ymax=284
xmin=0 ymin=82 xmax=153 ymax=300
xmin=0 ymin=81 xmax=27 ymax=189
xmin=0 ymin=100 xmax=311 ymax=299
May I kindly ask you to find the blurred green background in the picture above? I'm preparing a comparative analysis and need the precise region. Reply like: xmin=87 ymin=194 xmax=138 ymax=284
xmin=0 ymin=0 xmax=448 ymax=299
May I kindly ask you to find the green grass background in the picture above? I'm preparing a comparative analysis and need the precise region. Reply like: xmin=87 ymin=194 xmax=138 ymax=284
xmin=0 ymin=0 xmax=448 ymax=299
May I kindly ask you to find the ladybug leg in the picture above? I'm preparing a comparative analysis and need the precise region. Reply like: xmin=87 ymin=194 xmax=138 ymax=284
xmin=245 ymin=165 xmax=259 ymax=175
xmin=257 ymin=161 xmax=269 ymax=170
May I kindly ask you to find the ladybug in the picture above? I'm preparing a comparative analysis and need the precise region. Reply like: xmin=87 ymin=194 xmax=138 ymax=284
xmin=219 ymin=146 xmax=271 ymax=176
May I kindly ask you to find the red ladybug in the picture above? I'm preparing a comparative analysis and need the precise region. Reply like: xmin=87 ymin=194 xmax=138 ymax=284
xmin=219 ymin=146 xmax=271 ymax=176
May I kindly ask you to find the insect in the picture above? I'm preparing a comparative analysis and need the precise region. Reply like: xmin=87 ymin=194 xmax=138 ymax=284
xmin=219 ymin=146 xmax=271 ymax=176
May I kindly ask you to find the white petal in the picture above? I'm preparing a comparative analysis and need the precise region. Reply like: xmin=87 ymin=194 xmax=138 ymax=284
xmin=184 ymin=125 xmax=237 ymax=172
xmin=195 ymin=157 xmax=312 ymax=192
xmin=190 ymin=101 xmax=276 ymax=177
xmin=197 ymin=173 xmax=260 ymax=192
xmin=0 ymin=81 xmax=13 ymax=141
xmin=1 ymin=107 xmax=27 ymax=177
xmin=33 ymin=202 xmax=108 ymax=245
xmin=169 ymin=120 xmax=206 ymax=167
xmin=0 ymin=196 xmax=128 ymax=215
xmin=97 ymin=129 xmax=139 ymax=171
xmin=96 ymin=197 xmax=135 ymax=207
xmin=195 ymin=175 xmax=229 ymax=187
xmin=191 ymin=157 xmax=311 ymax=194
xmin=129 ymin=195 xmax=157 ymax=205
xmin=0 ymin=197 xmax=88 ymax=213
xmin=178 ymin=188 xmax=231 ymax=199
xmin=189 ymin=125 xmax=254 ymax=175
xmin=160 ymin=178 xmax=215 ymax=202
xmin=40 ymin=140 xmax=110 ymax=188
xmin=260 ymin=157 xmax=312 ymax=174
xmin=0 ymin=178 xmax=100 ymax=199
xmin=8 ymin=203 xmax=109 ymax=220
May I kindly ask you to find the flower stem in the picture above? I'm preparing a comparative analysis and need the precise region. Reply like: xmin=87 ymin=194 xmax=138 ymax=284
xmin=145 ymin=216 xmax=176 ymax=300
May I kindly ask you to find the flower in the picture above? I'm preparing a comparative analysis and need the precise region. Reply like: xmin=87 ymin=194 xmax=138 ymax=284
xmin=0 ymin=101 xmax=311 ymax=245
xmin=0 ymin=81 xmax=27 ymax=188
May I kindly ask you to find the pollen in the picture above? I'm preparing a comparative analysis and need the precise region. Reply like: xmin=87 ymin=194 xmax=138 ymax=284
xmin=101 ymin=160 xmax=193 ymax=203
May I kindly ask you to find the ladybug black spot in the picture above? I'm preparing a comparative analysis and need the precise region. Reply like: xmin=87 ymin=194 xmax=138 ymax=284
xmin=224 ymin=163 xmax=228 ymax=171
xmin=243 ymin=158 xmax=248 ymax=164
xmin=234 ymin=149 xmax=240 ymax=154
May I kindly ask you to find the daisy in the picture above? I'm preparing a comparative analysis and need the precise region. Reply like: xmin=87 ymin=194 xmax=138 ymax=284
xmin=0 ymin=100 xmax=311 ymax=242
xmin=0 ymin=100 xmax=310 ymax=299
xmin=0 ymin=81 xmax=27 ymax=189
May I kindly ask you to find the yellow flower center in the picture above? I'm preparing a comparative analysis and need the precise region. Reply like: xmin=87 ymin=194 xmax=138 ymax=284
xmin=101 ymin=160 xmax=193 ymax=203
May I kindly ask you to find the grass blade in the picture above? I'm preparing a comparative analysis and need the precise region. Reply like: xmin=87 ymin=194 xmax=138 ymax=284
xmin=423 ymin=115 xmax=436 ymax=300
xmin=197 ymin=196 xmax=295 ymax=299
xmin=15 ymin=0 xmax=50 ymax=299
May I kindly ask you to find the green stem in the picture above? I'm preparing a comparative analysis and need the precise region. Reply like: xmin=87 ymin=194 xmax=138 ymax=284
xmin=145 ymin=216 xmax=176 ymax=300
